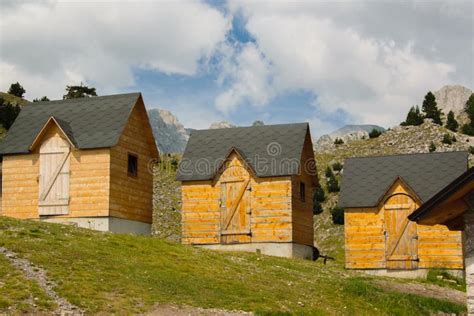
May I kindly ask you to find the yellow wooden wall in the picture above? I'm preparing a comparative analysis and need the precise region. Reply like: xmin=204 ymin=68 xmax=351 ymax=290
xmin=109 ymin=98 xmax=156 ymax=224
xmin=291 ymin=130 xmax=317 ymax=246
xmin=1 ymin=125 xmax=110 ymax=219
xmin=344 ymin=179 xmax=463 ymax=269
xmin=181 ymin=150 xmax=315 ymax=246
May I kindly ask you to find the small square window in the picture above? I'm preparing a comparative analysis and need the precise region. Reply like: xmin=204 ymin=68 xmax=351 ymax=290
xmin=300 ymin=182 xmax=306 ymax=202
xmin=128 ymin=154 xmax=138 ymax=177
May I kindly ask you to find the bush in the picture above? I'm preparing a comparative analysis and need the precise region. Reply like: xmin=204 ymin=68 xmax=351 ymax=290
xmin=368 ymin=128 xmax=382 ymax=138
xmin=325 ymin=166 xmax=333 ymax=178
xmin=429 ymin=141 xmax=436 ymax=152
xmin=469 ymin=146 xmax=474 ymax=155
xmin=331 ymin=206 xmax=344 ymax=225
xmin=332 ymin=162 xmax=343 ymax=172
xmin=327 ymin=175 xmax=340 ymax=193
xmin=325 ymin=167 xmax=340 ymax=192
xmin=462 ymin=124 xmax=474 ymax=136
xmin=442 ymin=134 xmax=454 ymax=145
xmin=312 ymin=186 xmax=325 ymax=215
xmin=334 ymin=138 xmax=344 ymax=145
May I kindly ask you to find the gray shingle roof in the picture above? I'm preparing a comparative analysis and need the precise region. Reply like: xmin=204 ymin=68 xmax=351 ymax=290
xmin=176 ymin=123 xmax=310 ymax=181
xmin=339 ymin=151 xmax=468 ymax=208
xmin=0 ymin=93 xmax=141 ymax=155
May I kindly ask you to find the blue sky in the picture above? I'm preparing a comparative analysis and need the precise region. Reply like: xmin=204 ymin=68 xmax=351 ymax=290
xmin=1 ymin=1 xmax=472 ymax=136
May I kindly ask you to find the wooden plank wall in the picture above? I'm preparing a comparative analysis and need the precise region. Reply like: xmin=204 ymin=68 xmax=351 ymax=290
xmin=345 ymin=180 xmax=463 ymax=269
xmin=181 ymin=153 xmax=294 ymax=245
xmin=109 ymin=99 xmax=156 ymax=223
xmin=1 ymin=154 xmax=40 ymax=219
xmin=1 ymin=125 xmax=111 ymax=219
xmin=291 ymin=129 xmax=316 ymax=246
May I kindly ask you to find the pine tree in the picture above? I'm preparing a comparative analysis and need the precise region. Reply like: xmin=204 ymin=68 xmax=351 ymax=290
xmin=465 ymin=94 xmax=474 ymax=124
xmin=63 ymin=83 xmax=97 ymax=99
xmin=312 ymin=186 xmax=326 ymax=215
xmin=422 ymin=91 xmax=442 ymax=125
xmin=401 ymin=106 xmax=424 ymax=126
xmin=445 ymin=111 xmax=459 ymax=132
xmin=461 ymin=94 xmax=474 ymax=136
xmin=7 ymin=82 xmax=25 ymax=98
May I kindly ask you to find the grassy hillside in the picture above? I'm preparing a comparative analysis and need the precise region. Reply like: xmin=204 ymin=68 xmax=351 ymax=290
xmin=0 ymin=92 xmax=28 ymax=106
xmin=0 ymin=217 xmax=466 ymax=315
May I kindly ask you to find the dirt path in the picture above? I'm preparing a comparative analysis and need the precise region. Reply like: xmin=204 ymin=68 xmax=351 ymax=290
xmin=375 ymin=279 xmax=466 ymax=305
xmin=0 ymin=247 xmax=83 ymax=315
xmin=147 ymin=305 xmax=252 ymax=316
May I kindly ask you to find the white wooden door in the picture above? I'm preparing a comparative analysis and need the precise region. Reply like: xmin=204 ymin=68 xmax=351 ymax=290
xmin=39 ymin=135 xmax=70 ymax=215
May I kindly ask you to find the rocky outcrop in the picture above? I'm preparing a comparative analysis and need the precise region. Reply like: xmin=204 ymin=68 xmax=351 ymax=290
xmin=209 ymin=121 xmax=236 ymax=129
xmin=148 ymin=109 xmax=189 ymax=154
xmin=434 ymin=85 xmax=472 ymax=116
xmin=317 ymin=119 xmax=473 ymax=160
xmin=315 ymin=124 xmax=385 ymax=150
xmin=434 ymin=85 xmax=472 ymax=125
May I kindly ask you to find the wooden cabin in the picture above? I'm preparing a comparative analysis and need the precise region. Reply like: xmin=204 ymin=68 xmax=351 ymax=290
xmin=176 ymin=123 xmax=317 ymax=259
xmin=409 ymin=167 xmax=474 ymax=313
xmin=339 ymin=151 xmax=468 ymax=276
xmin=0 ymin=93 xmax=159 ymax=234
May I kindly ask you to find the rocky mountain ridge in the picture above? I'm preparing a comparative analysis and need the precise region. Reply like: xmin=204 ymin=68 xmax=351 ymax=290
xmin=148 ymin=109 xmax=189 ymax=154
xmin=315 ymin=124 xmax=385 ymax=150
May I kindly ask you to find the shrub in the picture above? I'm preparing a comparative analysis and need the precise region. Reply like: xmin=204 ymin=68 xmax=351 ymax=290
xmin=442 ymin=134 xmax=454 ymax=145
xmin=312 ymin=186 xmax=325 ymax=215
xmin=327 ymin=175 xmax=340 ymax=193
xmin=462 ymin=124 xmax=474 ymax=136
xmin=325 ymin=166 xmax=333 ymax=178
xmin=429 ymin=141 xmax=436 ymax=152
xmin=469 ymin=146 xmax=474 ymax=155
xmin=325 ymin=166 xmax=340 ymax=192
xmin=368 ymin=128 xmax=382 ymax=138
xmin=332 ymin=162 xmax=343 ymax=172
xmin=334 ymin=138 xmax=344 ymax=145
xmin=331 ymin=206 xmax=345 ymax=225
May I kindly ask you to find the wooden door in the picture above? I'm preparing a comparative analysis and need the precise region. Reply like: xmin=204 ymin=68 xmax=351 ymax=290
xmin=384 ymin=194 xmax=418 ymax=269
xmin=219 ymin=165 xmax=251 ymax=244
xmin=39 ymin=135 xmax=70 ymax=215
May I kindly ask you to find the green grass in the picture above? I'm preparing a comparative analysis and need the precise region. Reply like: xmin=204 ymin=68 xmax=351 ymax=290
xmin=0 ymin=252 xmax=55 ymax=313
xmin=0 ymin=216 xmax=466 ymax=315
xmin=425 ymin=269 xmax=466 ymax=292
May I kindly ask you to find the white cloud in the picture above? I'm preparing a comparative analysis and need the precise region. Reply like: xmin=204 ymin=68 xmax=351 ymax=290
xmin=222 ymin=1 xmax=471 ymax=129
xmin=215 ymin=42 xmax=273 ymax=113
xmin=0 ymin=0 xmax=230 ymax=100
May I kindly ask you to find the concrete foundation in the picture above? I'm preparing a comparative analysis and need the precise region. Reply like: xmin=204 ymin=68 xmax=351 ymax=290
xmin=197 ymin=242 xmax=314 ymax=259
xmin=40 ymin=216 xmax=151 ymax=235
xmin=362 ymin=268 xmax=464 ymax=279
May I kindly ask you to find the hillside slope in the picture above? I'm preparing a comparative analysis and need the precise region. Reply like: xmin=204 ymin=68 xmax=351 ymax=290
xmin=0 ymin=217 xmax=465 ymax=315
